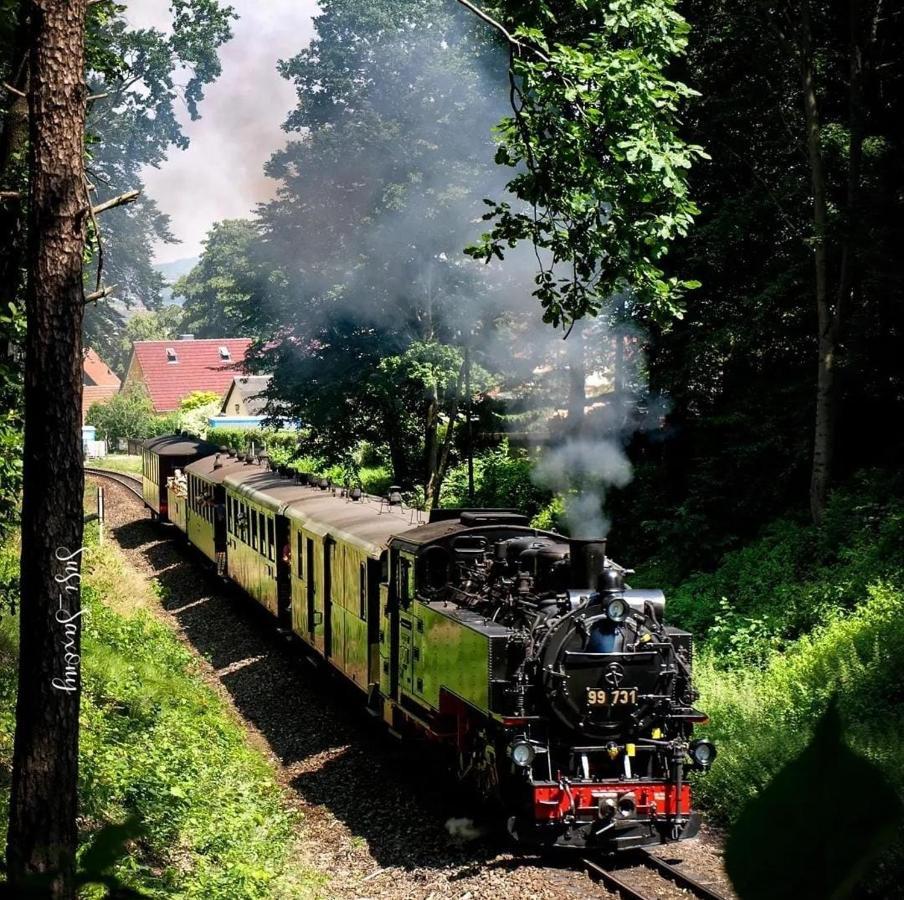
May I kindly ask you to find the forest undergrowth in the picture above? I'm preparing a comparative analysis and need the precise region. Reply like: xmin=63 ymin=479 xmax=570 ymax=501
xmin=657 ymin=472 xmax=904 ymax=893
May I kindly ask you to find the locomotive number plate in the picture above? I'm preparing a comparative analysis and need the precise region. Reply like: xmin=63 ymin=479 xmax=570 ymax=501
xmin=587 ymin=688 xmax=638 ymax=707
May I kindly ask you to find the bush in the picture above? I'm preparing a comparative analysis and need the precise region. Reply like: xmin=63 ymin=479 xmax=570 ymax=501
xmin=0 ymin=536 xmax=317 ymax=898
xmin=693 ymin=581 xmax=904 ymax=894
xmin=658 ymin=470 xmax=904 ymax=896
xmin=663 ymin=473 xmax=904 ymax=668
xmin=441 ymin=441 xmax=551 ymax=516
xmin=205 ymin=428 xmax=300 ymax=464
xmin=86 ymin=389 xmax=160 ymax=444
xmin=180 ymin=390 xmax=221 ymax=411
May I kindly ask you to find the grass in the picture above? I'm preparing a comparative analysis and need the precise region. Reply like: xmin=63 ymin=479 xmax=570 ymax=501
xmin=657 ymin=472 xmax=904 ymax=895
xmin=0 ymin=529 xmax=324 ymax=898
xmin=90 ymin=454 xmax=142 ymax=476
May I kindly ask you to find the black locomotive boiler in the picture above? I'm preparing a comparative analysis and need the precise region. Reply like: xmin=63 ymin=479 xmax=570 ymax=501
xmin=142 ymin=438 xmax=715 ymax=851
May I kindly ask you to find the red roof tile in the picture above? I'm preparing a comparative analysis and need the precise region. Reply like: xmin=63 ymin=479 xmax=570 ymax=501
xmin=129 ymin=339 xmax=252 ymax=412
xmin=83 ymin=348 xmax=120 ymax=387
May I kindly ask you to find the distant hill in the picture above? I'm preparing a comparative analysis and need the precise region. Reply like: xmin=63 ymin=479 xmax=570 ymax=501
xmin=154 ymin=256 xmax=198 ymax=306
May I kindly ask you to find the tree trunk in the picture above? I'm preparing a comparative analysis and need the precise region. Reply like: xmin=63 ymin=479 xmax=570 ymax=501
xmin=423 ymin=389 xmax=439 ymax=501
xmin=6 ymin=1 xmax=89 ymax=897
xmin=566 ymin=328 xmax=585 ymax=433
xmin=800 ymin=0 xmax=872 ymax=523
xmin=427 ymin=365 xmax=464 ymax=508
xmin=798 ymin=2 xmax=832 ymax=524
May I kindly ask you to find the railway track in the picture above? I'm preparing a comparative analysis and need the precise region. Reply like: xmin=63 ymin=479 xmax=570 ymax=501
xmin=84 ymin=466 xmax=144 ymax=501
xmin=585 ymin=849 xmax=728 ymax=900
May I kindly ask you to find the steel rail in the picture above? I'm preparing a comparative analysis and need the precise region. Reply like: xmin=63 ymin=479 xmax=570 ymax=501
xmin=584 ymin=851 xmax=728 ymax=900
xmin=84 ymin=466 xmax=144 ymax=500
xmin=639 ymin=848 xmax=728 ymax=900
xmin=584 ymin=858 xmax=649 ymax=900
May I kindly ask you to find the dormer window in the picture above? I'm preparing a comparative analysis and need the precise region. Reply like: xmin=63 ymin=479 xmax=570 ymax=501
xmin=219 ymin=346 xmax=230 ymax=360
xmin=166 ymin=347 xmax=177 ymax=363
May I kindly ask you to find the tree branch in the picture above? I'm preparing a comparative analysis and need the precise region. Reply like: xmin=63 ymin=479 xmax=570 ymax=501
xmin=3 ymin=81 xmax=26 ymax=98
xmin=0 ymin=191 xmax=21 ymax=201
xmin=84 ymin=285 xmax=117 ymax=304
xmin=91 ymin=189 xmax=139 ymax=216
xmin=454 ymin=0 xmax=551 ymax=63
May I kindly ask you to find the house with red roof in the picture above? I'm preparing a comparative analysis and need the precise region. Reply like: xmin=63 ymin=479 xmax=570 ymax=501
xmin=122 ymin=337 xmax=252 ymax=413
xmin=82 ymin=348 xmax=121 ymax=423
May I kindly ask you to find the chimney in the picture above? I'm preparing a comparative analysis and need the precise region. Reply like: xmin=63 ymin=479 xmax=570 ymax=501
xmin=569 ymin=538 xmax=607 ymax=591
xmin=179 ymin=334 xmax=194 ymax=341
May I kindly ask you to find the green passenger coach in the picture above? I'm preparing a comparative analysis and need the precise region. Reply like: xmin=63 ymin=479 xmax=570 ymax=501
xmin=141 ymin=435 xmax=219 ymax=521
xmin=184 ymin=451 xmax=248 ymax=563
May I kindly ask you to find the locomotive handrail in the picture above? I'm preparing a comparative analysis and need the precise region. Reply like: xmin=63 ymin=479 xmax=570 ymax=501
xmin=563 ymin=650 xmax=658 ymax=662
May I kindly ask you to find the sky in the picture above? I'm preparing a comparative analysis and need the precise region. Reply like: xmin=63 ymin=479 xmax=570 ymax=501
xmin=125 ymin=0 xmax=319 ymax=265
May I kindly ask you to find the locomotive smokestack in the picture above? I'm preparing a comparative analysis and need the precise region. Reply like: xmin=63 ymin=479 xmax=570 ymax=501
xmin=569 ymin=538 xmax=607 ymax=591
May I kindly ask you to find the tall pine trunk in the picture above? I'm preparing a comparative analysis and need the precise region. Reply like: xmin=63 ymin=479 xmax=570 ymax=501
xmin=6 ymin=1 xmax=89 ymax=897
xmin=566 ymin=329 xmax=586 ymax=433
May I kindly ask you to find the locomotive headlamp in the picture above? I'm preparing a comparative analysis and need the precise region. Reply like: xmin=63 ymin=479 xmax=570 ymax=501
xmin=605 ymin=597 xmax=629 ymax=623
xmin=689 ymin=739 xmax=717 ymax=769
xmin=508 ymin=739 xmax=535 ymax=768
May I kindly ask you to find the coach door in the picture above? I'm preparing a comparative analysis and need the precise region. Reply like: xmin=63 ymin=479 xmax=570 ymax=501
xmin=378 ymin=550 xmax=394 ymax=700
xmin=275 ymin=516 xmax=291 ymax=629
xmin=322 ymin=537 xmax=334 ymax=660
xmin=305 ymin=536 xmax=316 ymax=641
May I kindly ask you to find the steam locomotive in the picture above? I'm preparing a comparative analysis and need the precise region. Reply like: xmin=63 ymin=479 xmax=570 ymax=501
xmin=142 ymin=436 xmax=715 ymax=851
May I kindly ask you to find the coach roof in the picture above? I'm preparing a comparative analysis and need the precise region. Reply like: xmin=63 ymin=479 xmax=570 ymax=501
xmin=184 ymin=450 xmax=250 ymax=484
xmin=142 ymin=435 xmax=220 ymax=457
xmin=223 ymin=462 xmax=421 ymax=555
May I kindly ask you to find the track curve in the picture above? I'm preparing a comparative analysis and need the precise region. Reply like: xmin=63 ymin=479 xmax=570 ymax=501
xmin=84 ymin=466 xmax=143 ymax=500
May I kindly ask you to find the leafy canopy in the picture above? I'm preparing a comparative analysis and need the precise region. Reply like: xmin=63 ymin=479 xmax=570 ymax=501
xmin=466 ymin=0 xmax=706 ymax=326
xmin=173 ymin=219 xmax=261 ymax=339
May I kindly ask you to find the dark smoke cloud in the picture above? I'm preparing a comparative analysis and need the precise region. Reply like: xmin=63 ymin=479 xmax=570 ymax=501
xmin=125 ymin=0 xmax=318 ymax=264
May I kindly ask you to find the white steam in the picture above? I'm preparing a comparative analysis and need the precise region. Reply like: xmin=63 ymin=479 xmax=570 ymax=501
xmin=519 ymin=314 xmax=662 ymax=540
xmin=533 ymin=437 xmax=633 ymax=538
xmin=444 ymin=816 xmax=484 ymax=842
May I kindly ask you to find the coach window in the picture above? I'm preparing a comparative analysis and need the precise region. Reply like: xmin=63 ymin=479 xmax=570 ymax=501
xmin=267 ymin=516 xmax=275 ymax=561
xmin=251 ymin=508 xmax=258 ymax=550
xmin=296 ymin=532 xmax=304 ymax=578
xmin=399 ymin=556 xmax=413 ymax=605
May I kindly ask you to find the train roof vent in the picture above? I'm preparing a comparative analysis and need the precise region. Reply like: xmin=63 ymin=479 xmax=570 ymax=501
xmin=459 ymin=510 xmax=530 ymax=527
